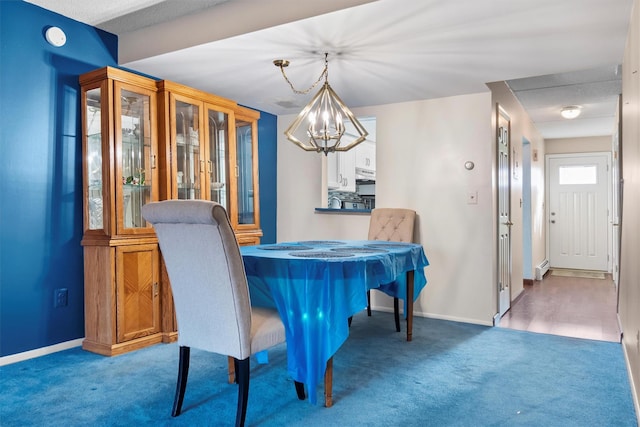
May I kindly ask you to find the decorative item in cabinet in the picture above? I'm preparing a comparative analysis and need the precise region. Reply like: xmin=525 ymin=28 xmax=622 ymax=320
xmin=80 ymin=67 xmax=166 ymax=356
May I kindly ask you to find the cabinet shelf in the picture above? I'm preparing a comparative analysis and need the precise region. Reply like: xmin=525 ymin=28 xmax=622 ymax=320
xmin=122 ymin=184 xmax=150 ymax=189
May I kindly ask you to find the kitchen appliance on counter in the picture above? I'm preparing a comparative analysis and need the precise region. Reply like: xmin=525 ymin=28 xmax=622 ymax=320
xmin=328 ymin=196 xmax=342 ymax=209
xmin=361 ymin=196 xmax=375 ymax=210
xmin=356 ymin=180 xmax=375 ymax=209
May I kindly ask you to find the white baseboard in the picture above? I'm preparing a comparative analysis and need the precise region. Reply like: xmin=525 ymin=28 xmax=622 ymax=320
xmin=0 ymin=338 xmax=84 ymax=366
xmin=370 ymin=305 xmax=494 ymax=327
xmin=417 ymin=311 xmax=494 ymax=327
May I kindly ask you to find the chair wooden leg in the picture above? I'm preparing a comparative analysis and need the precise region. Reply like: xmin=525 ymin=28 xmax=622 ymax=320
xmin=394 ymin=297 xmax=400 ymax=332
xmin=235 ymin=357 xmax=250 ymax=427
xmin=295 ymin=381 xmax=306 ymax=400
xmin=367 ymin=290 xmax=372 ymax=316
xmin=324 ymin=357 xmax=333 ymax=407
xmin=172 ymin=346 xmax=190 ymax=417
xmin=228 ymin=356 xmax=236 ymax=383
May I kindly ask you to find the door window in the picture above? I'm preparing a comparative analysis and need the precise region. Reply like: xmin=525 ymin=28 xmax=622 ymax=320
xmin=558 ymin=165 xmax=597 ymax=185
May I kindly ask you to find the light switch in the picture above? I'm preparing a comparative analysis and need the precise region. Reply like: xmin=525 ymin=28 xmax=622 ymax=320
xmin=467 ymin=191 xmax=478 ymax=204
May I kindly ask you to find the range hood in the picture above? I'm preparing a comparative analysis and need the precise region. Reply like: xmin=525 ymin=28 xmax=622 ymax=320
xmin=355 ymin=167 xmax=375 ymax=180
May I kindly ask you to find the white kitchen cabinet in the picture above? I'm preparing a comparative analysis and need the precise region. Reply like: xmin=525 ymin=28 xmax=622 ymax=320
xmin=326 ymin=117 xmax=376 ymax=192
xmin=355 ymin=140 xmax=376 ymax=179
xmin=327 ymin=150 xmax=355 ymax=192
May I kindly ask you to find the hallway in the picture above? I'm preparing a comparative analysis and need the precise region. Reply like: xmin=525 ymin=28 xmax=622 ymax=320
xmin=499 ymin=272 xmax=621 ymax=342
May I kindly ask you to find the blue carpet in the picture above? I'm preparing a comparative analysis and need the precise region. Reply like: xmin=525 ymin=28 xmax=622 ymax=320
xmin=1 ymin=313 xmax=636 ymax=426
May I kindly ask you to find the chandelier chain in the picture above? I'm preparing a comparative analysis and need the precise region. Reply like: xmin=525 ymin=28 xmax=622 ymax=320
xmin=278 ymin=53 xmax=329 ymax=95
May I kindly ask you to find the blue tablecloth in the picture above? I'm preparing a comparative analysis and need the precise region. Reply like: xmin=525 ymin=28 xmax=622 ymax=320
xmin=240 ymin=240 xmax=429 ymax=404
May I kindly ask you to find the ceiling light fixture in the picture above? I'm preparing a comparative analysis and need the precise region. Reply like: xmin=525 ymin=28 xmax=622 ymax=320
xmin=274 ymin=53 xmax=368 ymax=155
xmin=560 ymin=105 xmax=582 ymax=119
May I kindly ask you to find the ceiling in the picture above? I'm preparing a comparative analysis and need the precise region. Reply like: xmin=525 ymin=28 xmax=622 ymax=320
xmin=27 ymin=0 xmax=633 ymax=139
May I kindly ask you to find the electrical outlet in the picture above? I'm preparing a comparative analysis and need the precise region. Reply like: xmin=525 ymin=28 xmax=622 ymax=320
xmin=54 ymin=288 xmax=68 ymax=308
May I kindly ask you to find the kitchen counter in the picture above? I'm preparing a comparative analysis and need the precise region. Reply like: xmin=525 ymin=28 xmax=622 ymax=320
xmin=315 ymin=208 xmax=372 ymax=214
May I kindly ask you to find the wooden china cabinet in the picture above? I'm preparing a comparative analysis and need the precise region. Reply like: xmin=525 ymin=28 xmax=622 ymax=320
xmin=80 ymin=67 xmax=163 ymax=356
xmin=80 ymin=67 xmax=263 ymax=355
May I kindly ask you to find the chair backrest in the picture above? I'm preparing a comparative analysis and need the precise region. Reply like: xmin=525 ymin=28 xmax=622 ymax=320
xmin=142 ymin=200 xmax=252 ymax=360
xmin=368 ymin=208 xmax=416 ymax=242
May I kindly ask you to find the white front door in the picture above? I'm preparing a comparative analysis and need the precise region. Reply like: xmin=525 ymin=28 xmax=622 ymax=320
xmin=548 ymin=154 xmax=610 ymax=271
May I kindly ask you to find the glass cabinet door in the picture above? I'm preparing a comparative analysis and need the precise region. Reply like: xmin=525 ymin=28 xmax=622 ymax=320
xmin=207 ymin=107 xmax=229 ymax=208
xmin=85 ymin=87 xmax=104 ymax=231
xmin=173 ymin=97 xmax=202 ymax=200
xmin=115 ymin=84 xmax=155 ymax=233
xmin=235 ymin=118 xmax=257 ymax=225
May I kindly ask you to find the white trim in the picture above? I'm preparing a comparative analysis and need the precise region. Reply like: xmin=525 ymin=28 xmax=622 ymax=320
xmin=371 ymin=306 xmax=494 ymax=327
xmin=0 ymin=339 xmax=84 ymax=366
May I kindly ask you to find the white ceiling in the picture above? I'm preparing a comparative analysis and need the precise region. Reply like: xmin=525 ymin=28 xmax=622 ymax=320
xmin=27 ymin=0 xmax=633 ymax=139
xmin=507 ymin=65 xmax=622 ymax=139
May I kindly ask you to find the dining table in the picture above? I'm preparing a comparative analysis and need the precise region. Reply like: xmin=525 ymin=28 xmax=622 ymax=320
xmin=240 ymin=240 xmax=429 ymax=406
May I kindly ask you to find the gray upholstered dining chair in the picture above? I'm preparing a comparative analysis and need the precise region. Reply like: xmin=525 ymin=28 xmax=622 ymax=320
xmin=367 ymin=207 xmax=416 ymax=332
xmin=142 ymin=200 xmax=304 ymax=427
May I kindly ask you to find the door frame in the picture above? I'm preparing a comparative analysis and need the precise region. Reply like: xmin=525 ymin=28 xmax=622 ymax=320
xmin=545 ymin=152 xmax=612 ymax=272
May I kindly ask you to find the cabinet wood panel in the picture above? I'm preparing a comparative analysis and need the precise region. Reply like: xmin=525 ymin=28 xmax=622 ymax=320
xmin=116 ymin=244 xmax=160 ymax=342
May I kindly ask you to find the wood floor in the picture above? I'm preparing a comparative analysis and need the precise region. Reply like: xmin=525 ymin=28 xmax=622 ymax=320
xmin=499 ymin=271 xmax=621 ymax=342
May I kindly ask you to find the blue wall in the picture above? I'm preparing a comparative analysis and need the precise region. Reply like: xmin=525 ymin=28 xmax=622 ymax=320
xmin=257 ymin=112 xmax=277 ymax=244
xmin=0 ymin=1 xmax=278 ymax=357
xmin=0 ymin=1 xmax=118 ymax=356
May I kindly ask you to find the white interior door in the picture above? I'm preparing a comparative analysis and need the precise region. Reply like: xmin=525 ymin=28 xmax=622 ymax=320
xmin=548 ymin=154 xmax=610 ymax=271
xmin=497 ymin=107 xmax=511 ymax=318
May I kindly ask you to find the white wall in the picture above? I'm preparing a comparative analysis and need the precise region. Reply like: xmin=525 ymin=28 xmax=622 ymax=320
xmin=619 ymin=0 xmax=640 ymax=417
xmin=277 ymin=92 xmax=496 ymax=325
